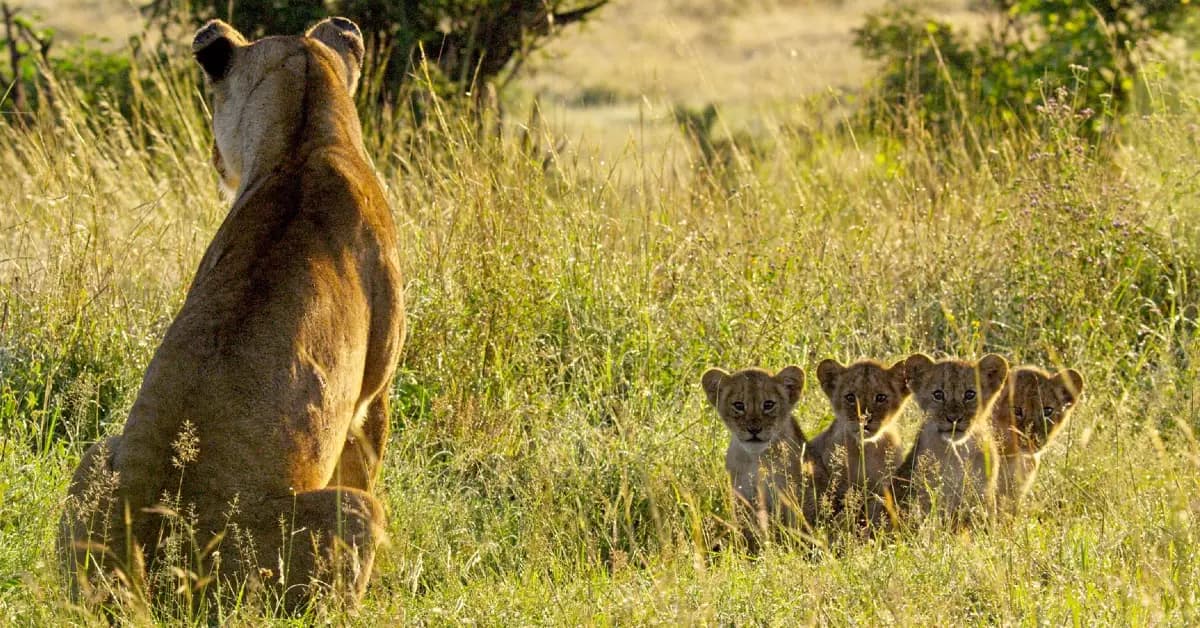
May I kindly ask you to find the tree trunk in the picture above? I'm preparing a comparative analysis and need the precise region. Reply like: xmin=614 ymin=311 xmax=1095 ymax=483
xmin=2 ymin=2 xmax=27 ymax=115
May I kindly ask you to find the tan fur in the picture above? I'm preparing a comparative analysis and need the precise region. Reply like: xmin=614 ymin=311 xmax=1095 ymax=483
xmin=991 ymin=366 xmax=1084 ymax=510
xmin=58 ymin=18 xmax=404 ymax=612
xmin=809 ymin=358 xmax=910 ymax=528
xmin=701 ymin=366 xmax=829 ymax=551
xmin=892 ymin=354 xmax=1008 ymax=527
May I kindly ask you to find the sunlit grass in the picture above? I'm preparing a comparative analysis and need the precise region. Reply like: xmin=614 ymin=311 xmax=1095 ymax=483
xmin=2 ymin=28 xmax=1200 ymax=624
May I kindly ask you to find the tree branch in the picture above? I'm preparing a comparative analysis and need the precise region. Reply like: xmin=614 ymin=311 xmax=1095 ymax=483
xmin=551 ymin=1 xmax=609 ymax=29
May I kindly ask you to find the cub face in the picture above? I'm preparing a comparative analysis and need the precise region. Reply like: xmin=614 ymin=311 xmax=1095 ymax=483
xmin=192 ymin=17 xmax=366 ymax=192
xmin=1005 ymin=367 xmax=1084 ymax=450
xmin=905 ymin=353 xmax=1008 ymax=439
xmin=702 ymin=366 xmax=804 ymax=456
xmin=816 ymin=358 xmax=909 ymax=439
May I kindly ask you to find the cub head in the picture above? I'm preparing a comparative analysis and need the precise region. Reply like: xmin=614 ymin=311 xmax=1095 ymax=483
xmin=905 ymin=353 xmax=1008 ymax=439
xmin=701 ymin=366 xmax=804 ymax=456
xmin=816 ymin=358 xmax=909 ymax=439
xmin=192 ymin=17 xmax=366 ymax=193
xmin=1003 ymin=366 xmax=1084 ymax=450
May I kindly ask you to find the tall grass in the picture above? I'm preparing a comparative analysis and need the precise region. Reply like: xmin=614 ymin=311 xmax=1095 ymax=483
xmin=2 ymin=33 xmax=1200 ymax=623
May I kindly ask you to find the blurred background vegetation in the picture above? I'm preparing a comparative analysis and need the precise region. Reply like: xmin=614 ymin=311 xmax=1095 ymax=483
xmin=2 ymin=1 xmax=1197 ymax=154
xmin=855 ymin=0 xmax=1198 ymax=138
xmin=0 ymin=1 xmax=1195 ymax=123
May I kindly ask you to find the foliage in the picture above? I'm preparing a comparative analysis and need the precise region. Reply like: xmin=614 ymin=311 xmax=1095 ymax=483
xmin=48 ymin=41 xmax=135 ymax=107
xmin=853 ymin=0 xmax=1194 ymax=135
xmin=144 ymin=0 xmax=609 ymax=103
xmin=0 ymin=10 xmax=140 ymax=117
xmin=0 ymin=7 xmax=48 ymax=114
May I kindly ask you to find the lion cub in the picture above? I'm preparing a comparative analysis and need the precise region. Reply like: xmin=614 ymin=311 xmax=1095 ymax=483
xmin=702 ymin=366 xmax=829 ymax=550
xmin=809 ymin=358 xmax=910 ymax=528
xmin=893 ymin=353 xmax=1008 ymax=526
xmin=991 ymin=366 xmax=1084 ymax=510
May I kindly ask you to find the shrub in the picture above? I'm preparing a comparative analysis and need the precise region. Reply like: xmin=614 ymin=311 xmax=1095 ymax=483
xmin=854 ymin=0 xmax=1193 ymax=137
xmin=144 ymin=0 xmax=611 ymax=104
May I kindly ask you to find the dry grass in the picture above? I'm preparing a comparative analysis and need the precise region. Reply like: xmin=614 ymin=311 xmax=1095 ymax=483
xmin=24 ymin=0 xmax=982 ymax=157
xmin=514 ymin=0 xmax=981 ymax=156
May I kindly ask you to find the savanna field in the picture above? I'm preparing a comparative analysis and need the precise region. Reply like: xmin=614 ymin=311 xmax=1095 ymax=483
xmin=3 ymin=1 xmax=1200 ymax=624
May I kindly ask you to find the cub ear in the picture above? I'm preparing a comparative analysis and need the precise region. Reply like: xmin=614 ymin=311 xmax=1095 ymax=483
xmin=193 ymin=20 xmax=247 ymax=82
xmin=816 ymin=359 xmax=843 ymax=397
xmin=776 ymin=365 xmax=805 ymax=405
xmin=307 ymin=16 xmax=365 ymax=96
xmin=888 ymin=359 xmax=911 ymax=395
xmin=903 ymin=353 xmax=935 ymax=390
xmin=1054 ymin=368 xmax=1085 ymax=404
xmin=701 ymin=368 xmax=728 ymax=408
xmin=977 ymin=353 xmax=1009 ymax=399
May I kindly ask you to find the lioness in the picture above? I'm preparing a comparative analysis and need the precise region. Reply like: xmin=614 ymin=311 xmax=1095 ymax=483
xmin=58 ymin=17 xmax=404 ymax=611
xmin=809 ymin=358 xmax=910 ymax=528
xmin=892 ymin=353 xmax=1008 ymax=527
xmin=991 ymin=365 xmax=1084 ymax=510
xmin=701 ymin=366 xmax=829 ymax=551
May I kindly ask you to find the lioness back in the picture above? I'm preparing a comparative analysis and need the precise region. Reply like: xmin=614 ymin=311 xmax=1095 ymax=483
xmin=60 ymin=17 xmax=403 ymax=612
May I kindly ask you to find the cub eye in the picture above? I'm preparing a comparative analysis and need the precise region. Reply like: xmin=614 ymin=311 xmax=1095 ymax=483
xmin=844 ymin=393 xmax=856 ymax=404
xmin=1042 ymin=406 xmax=1054 ymax=418
xmin=964 ymin=390 xmax=976 ymax=401
xmin=1014 ymin=408 xmax=1024 ymax=419
xmin=732 ymin=401 xmax=746 ymax=413
xmin=763 ymin=400 xmax=776 ymax=411
xmin=932 ymin=390 xmax=945 ymax=401
xmin=875 ymin=393 xmax=888 ymax=404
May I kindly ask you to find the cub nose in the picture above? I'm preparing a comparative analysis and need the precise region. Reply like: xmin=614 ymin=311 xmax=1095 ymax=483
xmin=747 ymin=427 xmax=762 ymax=436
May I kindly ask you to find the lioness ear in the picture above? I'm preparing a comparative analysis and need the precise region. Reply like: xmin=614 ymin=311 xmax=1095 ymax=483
xmin=977 ymin=353 xmax=1009 ymax=399
xmin=307 ymin=17 xmax=365 ymax=96
xmin=1054 ymin=368 xmax=1085 ymax=405
xmin=193 ymin=20 xmax=247 ymax=81
xmin=776 ymin=365 xmax=805 ymax=405
xmin=815 ymin=359 xmax=843 ymax=397
xmin=904 ymin=353 xmax=935 ymax=389
xmin=701 ymin=368 xmax=727 ymax=408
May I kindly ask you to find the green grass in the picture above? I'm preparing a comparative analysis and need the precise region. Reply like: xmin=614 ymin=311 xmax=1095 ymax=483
xmin=3 ymin=34 xmax=1200 ymax=625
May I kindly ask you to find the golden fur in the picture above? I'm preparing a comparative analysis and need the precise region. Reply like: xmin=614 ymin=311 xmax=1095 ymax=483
xmin=892 ymin=354 xmax=1008 ymax=526
xmin=809 ymin=358 xmax=910 ymax=528
xmin=701 ymin=366 xmax=829 ymax=550
xmin=991 ymin=366 xmax=1084 ymax=510
xmin=58 ymin=17 xmax=403 ymax=611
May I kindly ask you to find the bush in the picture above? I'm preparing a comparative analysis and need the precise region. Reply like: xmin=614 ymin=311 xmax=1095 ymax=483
xmin=854 ymin=0 xmax=1194 ymax=137
xmin=0 ymin=10 xmax=140 ymax=118
xmin=145 ymin=0 xmax=610 ymax=104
